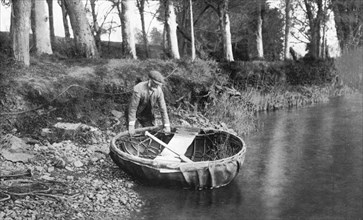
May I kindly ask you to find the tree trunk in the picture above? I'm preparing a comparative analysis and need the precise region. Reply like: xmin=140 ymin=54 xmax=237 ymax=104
xmin=12 ymin=0 xmax=32 ymax=66
xmin=46 ymin=0 xmax=55 ymax=47
xmin=321 ymin=1 xmax=327 ymax=59
xmin=317 ymin=0 xmax=323 ymax=58
xmin=31 ymin=1 xmax=36 ymax=47
xmin=190 ymin=0 xmax=196 ymax=60
xmin=65 ymin=0 xmax=99 ymax=58
xmin=284 ymin=0 xmax=291 ymax=60
xmin=162 ymin=23 xmax=167 ymax=54
xmin=137 ymin=0 xmax=149 ymax=58
xmin=60 ymin=0 xmax=71 ymax=39
xmin=256 ymin=0 xmax=264 ymax=59
xmin=90 ymin=0 xmax=101 ymax=53
xmin=325 ymin=0 xmax=341 ymax=57
xmin=164 ymin=0 xmax=180 ymax=59
xmin=33 ymin=0 xmax=53 ymax=55
xmin=304 ymin=0 xmax=323 ymax=59
xmin=179 ymin=1 xmax=188 ymax=57
xmin=121 ymin=0 xmax=137 ymax=59
xmin=219 ymin=0 xmax=234 ymax=62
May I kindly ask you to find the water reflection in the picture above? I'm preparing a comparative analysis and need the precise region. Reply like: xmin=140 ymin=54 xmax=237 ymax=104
xmin=133 ymin=94 xmax=363 ymax=220
xmin=134 ymin=180 xmax=243 ymax=220
xmin=263 ymin=112 xmax=290 ymax=219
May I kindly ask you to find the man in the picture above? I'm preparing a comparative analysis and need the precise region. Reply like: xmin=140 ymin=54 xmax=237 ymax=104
xmin=128 ymin=70 xmax=171 ymax=136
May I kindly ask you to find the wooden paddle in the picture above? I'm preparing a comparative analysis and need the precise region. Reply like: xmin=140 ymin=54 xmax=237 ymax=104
xmin=145 ymin=131 xmax=193 ymax=163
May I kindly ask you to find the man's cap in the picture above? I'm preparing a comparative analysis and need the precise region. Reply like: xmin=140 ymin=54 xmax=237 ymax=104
xmin=148 ymin=70 xmax=165 ymax=84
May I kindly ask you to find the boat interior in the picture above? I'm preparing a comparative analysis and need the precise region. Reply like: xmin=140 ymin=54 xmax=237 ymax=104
xmin=116 ymin=127 xmax=243 ymax=162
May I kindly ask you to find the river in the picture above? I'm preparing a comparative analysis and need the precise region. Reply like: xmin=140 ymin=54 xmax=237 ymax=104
xmin=132 ymin=93 xmax=363 ymax=220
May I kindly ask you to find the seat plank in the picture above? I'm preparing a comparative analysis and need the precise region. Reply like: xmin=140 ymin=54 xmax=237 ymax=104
xmin=158 ymin=127 xmax=200 ymax=158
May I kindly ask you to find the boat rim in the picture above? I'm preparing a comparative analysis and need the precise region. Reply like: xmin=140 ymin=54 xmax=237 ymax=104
xmin=110 ymin=126 xmax=247 ymax=170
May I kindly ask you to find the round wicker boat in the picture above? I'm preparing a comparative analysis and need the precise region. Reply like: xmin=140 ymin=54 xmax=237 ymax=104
xmin=109 ymin=126 xmax=246 ymax=189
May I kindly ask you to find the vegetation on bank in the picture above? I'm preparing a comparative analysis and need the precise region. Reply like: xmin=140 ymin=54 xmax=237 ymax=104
xmin=1 ymin=48 xmax=358 ymax=140
xmin=1 ymin=32 xmax=361 ymax=140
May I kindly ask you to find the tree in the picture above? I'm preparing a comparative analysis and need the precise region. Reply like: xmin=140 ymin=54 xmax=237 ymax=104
xmin=284 ymin=0 xmax=292 ymax=60
xmin=136 ymin=0 xmax=149 ymax=58
xmin=90 ymin=0 xmax=101 ymax=52
xmin=86 ymin=0 xmax=115 ymax=55
xmin=255 ymin=0 xmax=264 ymax=59
xmin=287 ymin=0 xmax=341 ymax=59
xmin=332 ymin=0 xmax=363 ymax=51
xmin=174 ymin=0 xmax=187 ymax=57
xmin=219 ymin=0 xmax=234 ymax=61
xmin=58 ymin=0 xmax=71 ymax=39
xmin=64 ymin=0 xmax=99 ymax=58
xmin=11 ymin=0 xmax=32 ymax=66
xmin=263 ymin=7 xmax=284 ymax=60
xmin=304 ymin=0 xmax=324 ymax=59
xmin=32 ymin=0 xmax=53 ymax=55
xmin=202 ymin=0 xmax=234 ymax=61
xmin=150 ymin=27 xmax=163 ymax=45
xmin=189 ymin=0 xmax=196 ymax=60
xmin=163 ymin=0 xmax=180 ymax=59
xmin=121 ymin=0 xmax=137 ymax=59
xmin=46 ymin=0 xmax=55 ymax=47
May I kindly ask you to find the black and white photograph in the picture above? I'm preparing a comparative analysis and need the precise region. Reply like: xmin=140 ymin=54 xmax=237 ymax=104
xmin=0 ymin=0 xmax=362 ymax=219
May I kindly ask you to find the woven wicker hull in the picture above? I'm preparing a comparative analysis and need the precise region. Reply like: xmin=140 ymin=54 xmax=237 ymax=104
xmin=109 ymin=126 xmax=246 ymax=189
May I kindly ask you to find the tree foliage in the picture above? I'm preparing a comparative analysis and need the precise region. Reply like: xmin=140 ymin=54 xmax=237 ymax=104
xmin=149 ymin=27 xmax=163 ymax=45
xmin=332 ymin=0 xmax=363 ymax=50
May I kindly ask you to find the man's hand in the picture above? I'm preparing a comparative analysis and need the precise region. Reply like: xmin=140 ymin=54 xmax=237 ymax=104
xmin=128 ymin=125 xmax=135 ymax=136
xmin=163 ymin=125 xmax=171 ymax=133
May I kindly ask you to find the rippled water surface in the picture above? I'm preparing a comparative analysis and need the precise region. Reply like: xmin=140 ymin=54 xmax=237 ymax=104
xmin=133 ymin=94 xmax=363 ymax=220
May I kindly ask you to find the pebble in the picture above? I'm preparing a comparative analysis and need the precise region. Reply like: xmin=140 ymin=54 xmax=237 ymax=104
xmin=65 ymin=166 xmax=74 ymax=171
xmin=40 ymin=175 xmax=54 ymax=181
xmin=90 ymin=157 xmax=99 ymax=162
xmin=47 ymin=166 xmax=54 ymax=172
xmin=35 ymin=166 xmax=43 ymax=172
xmin=74 ymin=161 xmax=83 ymax=167
xmin=124 ymin=181 xmax=134 ymax=188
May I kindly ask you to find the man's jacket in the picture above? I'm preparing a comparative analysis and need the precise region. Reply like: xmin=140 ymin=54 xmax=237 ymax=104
xmin=128 ymin=81 xmax=170 ymax=126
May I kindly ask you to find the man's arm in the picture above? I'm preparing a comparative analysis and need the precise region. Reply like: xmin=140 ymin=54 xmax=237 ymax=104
xmin=128 ymin=90 xmax=141 ymax=134
xmin=157 ymin=89 xmax=170 ymax=132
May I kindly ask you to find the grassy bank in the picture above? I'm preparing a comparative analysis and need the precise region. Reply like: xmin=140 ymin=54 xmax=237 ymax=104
xmin=1 ymin=30 xmax=359 ymax=139
xmin=0 ymin=53 xmax=354 ymax=140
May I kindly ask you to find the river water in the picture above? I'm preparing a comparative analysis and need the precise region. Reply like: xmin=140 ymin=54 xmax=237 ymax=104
xmin=132 ymin=94 xmax=363 ymax=220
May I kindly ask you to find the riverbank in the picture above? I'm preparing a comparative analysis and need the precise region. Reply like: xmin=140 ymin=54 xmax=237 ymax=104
xmin=0 ymin=54 xmax=355 ymax=219
xmin=0 ymin=136 xmax=142 ymax=219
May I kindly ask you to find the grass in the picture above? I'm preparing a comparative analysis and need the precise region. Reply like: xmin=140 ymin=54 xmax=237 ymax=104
xmin=204 ymin=93 xmax=257 ymax=135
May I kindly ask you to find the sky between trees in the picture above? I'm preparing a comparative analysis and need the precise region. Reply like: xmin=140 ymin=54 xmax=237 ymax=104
xmin=0 ymin=0 xmax=342 ymax=58
xmin=0 ymin=1 xmax=162 ymax=43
